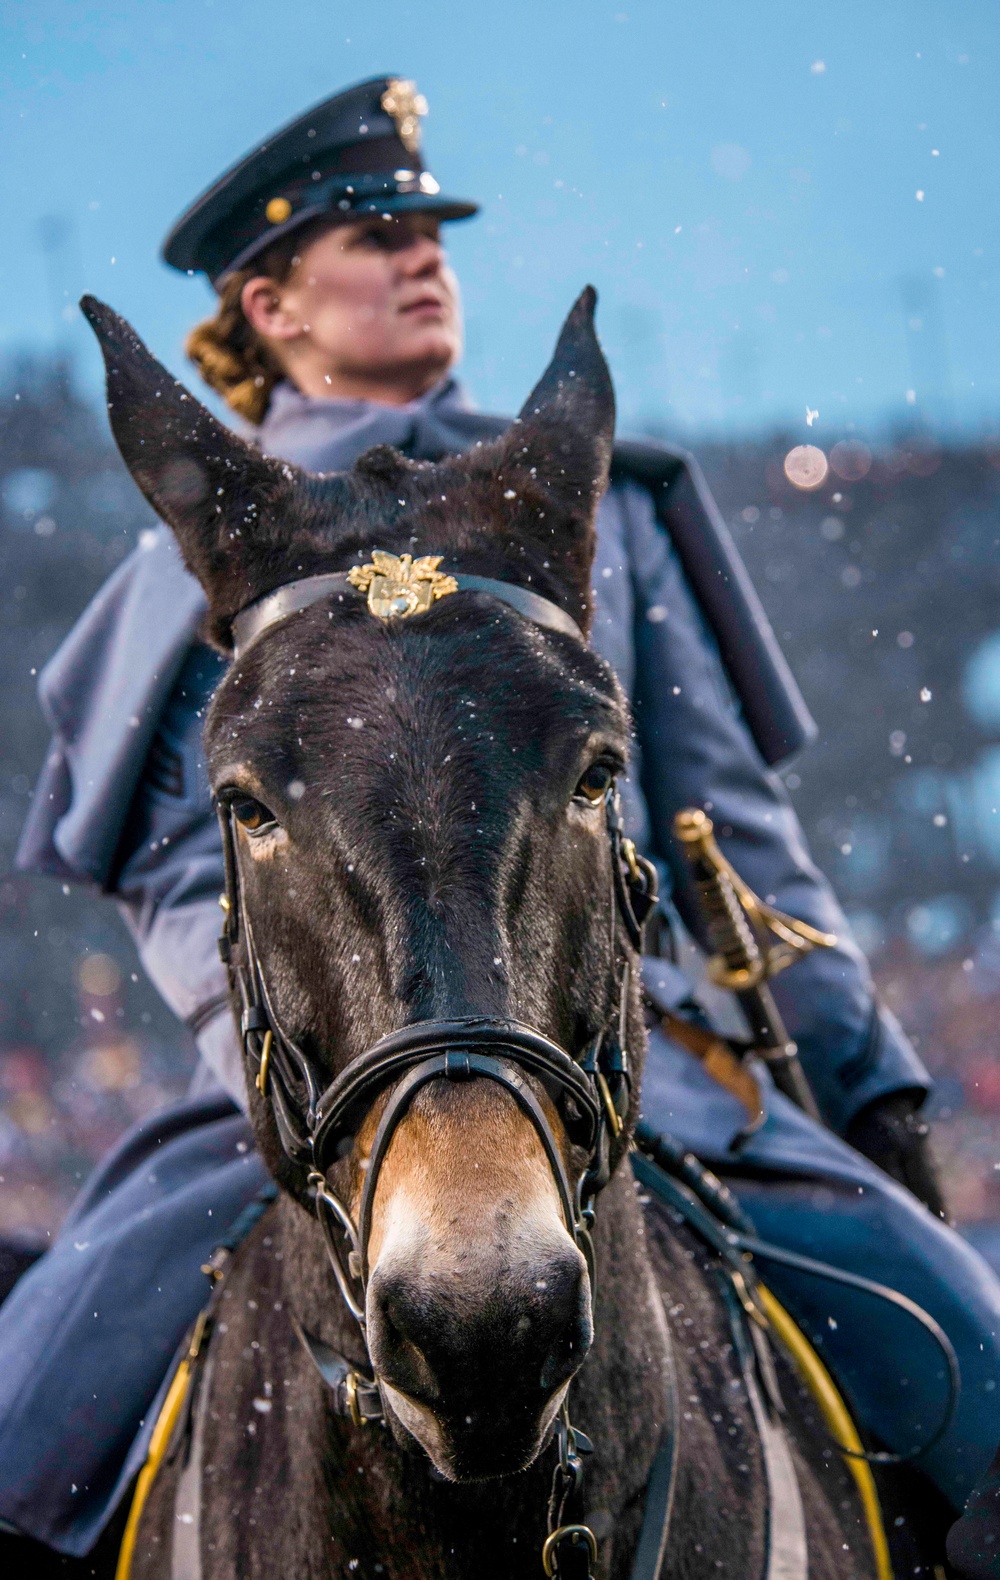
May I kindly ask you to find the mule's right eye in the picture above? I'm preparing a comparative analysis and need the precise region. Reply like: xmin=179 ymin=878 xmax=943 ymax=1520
xmin=231 ymin=797 xmax=277 ymax=835
xmin=575 ymin=762 xmax=615 ymax=804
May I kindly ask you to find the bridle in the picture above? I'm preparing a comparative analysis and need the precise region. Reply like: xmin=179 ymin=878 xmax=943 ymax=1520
xmin=218 ymin=566 xmax=656 ymax=1308
xmin=217 ymin=760 xmax=656 ymax=1328
xmin=215 ymin=563 xmax=659 ymax=1576
xmin=163 ymin=531 xmax=963 ymax=1576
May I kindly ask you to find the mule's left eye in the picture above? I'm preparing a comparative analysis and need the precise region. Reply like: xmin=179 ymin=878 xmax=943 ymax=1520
xmin=575 ymin=762 xmax=615 ymax=804
xmin=231 ymin=797 xmax=278 ymax=835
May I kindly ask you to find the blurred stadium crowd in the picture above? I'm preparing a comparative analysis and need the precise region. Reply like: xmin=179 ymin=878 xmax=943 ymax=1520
xmin=2 ymin=353 xmax=999 ymax=1255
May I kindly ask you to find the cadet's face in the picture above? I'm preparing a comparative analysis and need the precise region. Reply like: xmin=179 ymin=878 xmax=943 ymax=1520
xmin=245 ymin=215 xmax=462 ymax=404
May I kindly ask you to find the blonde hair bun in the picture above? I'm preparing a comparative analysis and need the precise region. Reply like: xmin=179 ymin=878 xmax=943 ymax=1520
xmin=185 ymin=217 xmax=333 ymax=424
xmin=185 ymin=271 xmax=282 ymax=425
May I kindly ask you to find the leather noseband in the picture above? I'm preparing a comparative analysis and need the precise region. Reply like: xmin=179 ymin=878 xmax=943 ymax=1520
xmin=310 ymin=1026 xmax=604 ymax=1323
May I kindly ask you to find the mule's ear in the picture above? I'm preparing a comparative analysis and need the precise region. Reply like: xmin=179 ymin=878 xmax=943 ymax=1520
xmin=472 ymin=288 xmax=614 ymax=631
xmin=508 ymin=285 xmax=615 ymax=516
xmin=80 ymin=296 xmax=351 ymax=639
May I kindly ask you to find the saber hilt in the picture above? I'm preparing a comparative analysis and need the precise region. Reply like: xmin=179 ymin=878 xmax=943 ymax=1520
xmin=673 ymin=808 xmax=831 ymax=1123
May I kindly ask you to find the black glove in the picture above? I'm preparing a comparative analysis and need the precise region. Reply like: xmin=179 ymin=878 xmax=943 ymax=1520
xmin=845 ymin=1090 xmax=948 ymax=1220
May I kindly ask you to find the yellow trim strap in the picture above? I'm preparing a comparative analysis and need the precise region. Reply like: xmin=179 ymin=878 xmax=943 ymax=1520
xmin=115 ymin=1310 xmax=206 ymax=1580
xmin=757 ymin=1284 xmax=893 ymax=1580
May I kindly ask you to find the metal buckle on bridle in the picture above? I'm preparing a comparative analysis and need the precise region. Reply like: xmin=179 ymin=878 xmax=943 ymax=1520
xmin=606 ymin=791 xmax=659 ymax=952
xmin=542 ymin=1525 xmax=599 ymax=1579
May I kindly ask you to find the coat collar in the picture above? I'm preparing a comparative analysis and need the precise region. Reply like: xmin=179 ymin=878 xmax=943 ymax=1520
xmin=257 ymin=376 xmax=478 ymax=474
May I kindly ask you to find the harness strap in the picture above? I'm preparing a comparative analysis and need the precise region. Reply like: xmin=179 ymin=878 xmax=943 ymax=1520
xmin=627 ymin=1406 xmax=679 ymax=1580
xmin=718 ymin=1277 xmax=808 ymax=1580
xmin=634 ymin=1142 xmax=812 ymax=1579
xmin=291 ymin=1317 xmax=384 ymax=1425
xmin=200 ymin=1181 xmax=278 ymax=1281
xmin=631 ymin=1141 xmax=905 ymax=1579
xmin=170 ymin=1327 xmax=215 ymax=1580
xmin=631 ymin=1139 xmax=962 ymax=1463
xmin=732 ymin=1232 xmax=961 ymax=1463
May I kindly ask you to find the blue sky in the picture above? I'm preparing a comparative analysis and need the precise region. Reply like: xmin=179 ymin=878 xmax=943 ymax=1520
xmin=3 ymin=0 xmax=998 ymax=438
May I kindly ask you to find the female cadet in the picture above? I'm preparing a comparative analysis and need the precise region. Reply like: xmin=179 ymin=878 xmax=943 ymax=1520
xmin=4 ymin=76 xmax=1000 ymax=1562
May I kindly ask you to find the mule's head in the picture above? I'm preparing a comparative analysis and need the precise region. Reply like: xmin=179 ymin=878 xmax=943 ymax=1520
xmin=85 ymin=289 xmax=642 ymax=1480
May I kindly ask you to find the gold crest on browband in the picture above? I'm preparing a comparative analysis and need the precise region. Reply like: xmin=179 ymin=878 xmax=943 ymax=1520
xmin=347 ymin=552 xmax=458 ymax=619
xmin=381 ymin=80 xmax=428 ymax=156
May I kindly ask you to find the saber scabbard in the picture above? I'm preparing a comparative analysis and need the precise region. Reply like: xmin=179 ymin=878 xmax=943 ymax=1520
xmin=673 ymin=808 xmax=833 ymax=1123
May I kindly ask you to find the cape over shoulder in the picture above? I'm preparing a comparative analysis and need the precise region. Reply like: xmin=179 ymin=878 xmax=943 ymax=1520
xmin=612 ymin=435 xmax=816 ymax=768
xmin=15 ymin=528 xmax=206 ymax=888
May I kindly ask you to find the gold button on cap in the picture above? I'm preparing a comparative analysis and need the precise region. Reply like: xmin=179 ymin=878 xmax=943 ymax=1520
xmin=265 ymin=196 xmax=293 ymax=224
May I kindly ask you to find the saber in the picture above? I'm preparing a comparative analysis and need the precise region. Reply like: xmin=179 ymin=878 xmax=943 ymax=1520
xmin=673 ymin=808 xmax=837 ymax=1122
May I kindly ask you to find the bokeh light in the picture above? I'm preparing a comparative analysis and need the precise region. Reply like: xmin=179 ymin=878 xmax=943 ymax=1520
xmin=829 ymin=440 xmax=872 ymax=482
xmin=783 ymin=445 xmax=829 ymax=490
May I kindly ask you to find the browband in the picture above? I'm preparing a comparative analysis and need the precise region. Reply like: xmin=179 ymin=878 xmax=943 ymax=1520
xmin=230 ymin=569 xmax=584 ymax=659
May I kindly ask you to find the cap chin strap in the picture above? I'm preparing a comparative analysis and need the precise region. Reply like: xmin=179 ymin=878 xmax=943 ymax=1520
xmin=229 ymin=569 xmax=584 ymax=660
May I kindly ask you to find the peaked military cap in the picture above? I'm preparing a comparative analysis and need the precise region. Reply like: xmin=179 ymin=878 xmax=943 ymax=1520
xmin=162 ymin=75 xmax=479 ymax=285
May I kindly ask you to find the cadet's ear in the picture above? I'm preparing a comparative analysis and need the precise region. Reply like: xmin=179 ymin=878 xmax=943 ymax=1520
xmin=80 ymin=296 xmax=354 ymax=643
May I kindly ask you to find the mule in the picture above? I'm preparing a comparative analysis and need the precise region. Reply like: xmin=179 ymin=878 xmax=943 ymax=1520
xmin=34 ymin=290 xmax=937 ymax=1579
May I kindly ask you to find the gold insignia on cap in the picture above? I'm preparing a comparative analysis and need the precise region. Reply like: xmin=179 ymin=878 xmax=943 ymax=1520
xmin=381 ymin=79 xmax=428 ymax=156
xmin=265 ymin=196 xmax=293 ymax=224
xmin=348 ymin=551 xmax=457 ymax=619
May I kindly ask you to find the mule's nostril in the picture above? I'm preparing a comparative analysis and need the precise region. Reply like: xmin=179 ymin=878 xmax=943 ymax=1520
xmin=538 ymin=1265 xmax=593 ymax=1391
xmin=370 ymin=1274 xmax=441 ymax=1403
